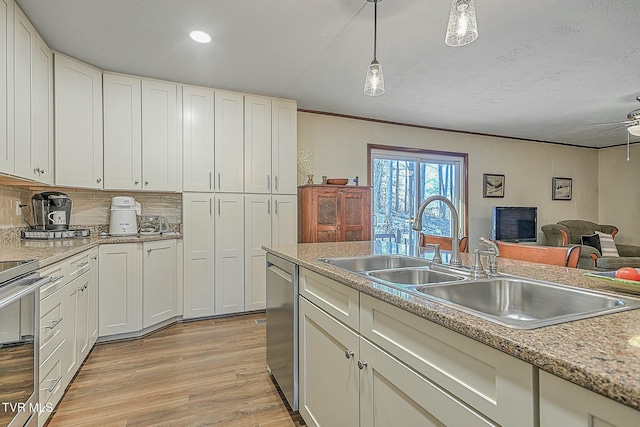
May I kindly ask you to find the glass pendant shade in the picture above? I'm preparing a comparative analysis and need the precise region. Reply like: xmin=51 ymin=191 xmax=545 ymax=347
xmin=445 ymin=0 xmax=478 ymax=46
xmin=364 ymin=60 xmax=385 ymax=96
xmin=628 ymin=125 xmax=640 ymax=137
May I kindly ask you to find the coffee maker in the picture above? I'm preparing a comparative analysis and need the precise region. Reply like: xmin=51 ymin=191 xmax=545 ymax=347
xmin=32 ymin=192 xmax=73 ymax=230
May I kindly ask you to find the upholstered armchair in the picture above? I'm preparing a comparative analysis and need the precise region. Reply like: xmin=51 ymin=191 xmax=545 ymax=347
xmin=541 ymin=220 xmax=640 ymax=270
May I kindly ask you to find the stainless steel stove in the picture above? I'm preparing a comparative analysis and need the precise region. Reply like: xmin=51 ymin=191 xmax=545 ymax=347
xmin=0 ymin=259 xmax=51 ymax=427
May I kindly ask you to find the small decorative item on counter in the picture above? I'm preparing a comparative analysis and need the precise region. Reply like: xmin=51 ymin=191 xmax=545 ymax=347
xmin=353 ymin=176 xmax=359 ymax=186
xmin=322 ymin=176 xmax=328 ymax=185
xmin=326 ymin=178 xmax=349 ymax=185
xmin=307 ymin=174 xmax=314 ymax=184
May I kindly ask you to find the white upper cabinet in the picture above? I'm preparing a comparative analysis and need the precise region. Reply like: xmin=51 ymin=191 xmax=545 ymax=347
xmin=182 ymin=85 xmax=214 ymax=192
xmin=244 ymin=95 xmax=272 ymax=194
xmin=214 ymin=90 xmax=244 ymax=192
xmin=103 ymin=73 xmax=142 ymax=190
xmin=0 ymin=0 xmax=12 ymax=175
xmin=271 ymin=99 xmax=297 ymax=195
xmin=54 ymin=53 xmax=103 ymax=189
xmin=141 ymin=79 xmax=181 ymax=191
xmin=13 ymin=4 xmax=53 ymax=184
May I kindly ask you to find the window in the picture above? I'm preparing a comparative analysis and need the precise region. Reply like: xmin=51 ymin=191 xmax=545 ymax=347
xmin=368 ymin=145 xmax=468 ymax=247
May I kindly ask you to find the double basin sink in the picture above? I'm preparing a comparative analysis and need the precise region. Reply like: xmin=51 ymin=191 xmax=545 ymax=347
xmin=318 ymin=254 xmax=640 ymax=329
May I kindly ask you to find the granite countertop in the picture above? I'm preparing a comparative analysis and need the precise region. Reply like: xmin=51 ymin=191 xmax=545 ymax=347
xmin=0 ymin=233 xmax=182 ymax=268
xmin=264 ymin=241 xmax=640 ymax=411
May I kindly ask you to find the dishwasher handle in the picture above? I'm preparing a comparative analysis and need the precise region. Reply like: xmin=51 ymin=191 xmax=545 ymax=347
xmin=267 ymin=264 xmax=293 ymax=283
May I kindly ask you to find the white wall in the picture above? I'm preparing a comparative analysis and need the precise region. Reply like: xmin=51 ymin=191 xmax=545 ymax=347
xmin=298 ymin=112 xmax=599 ymax=250
xmin=598 ymin=144 xmax=640 ymax=245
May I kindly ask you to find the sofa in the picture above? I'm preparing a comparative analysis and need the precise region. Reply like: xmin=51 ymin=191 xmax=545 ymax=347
xmin=541 ymin=220 xmax=640 ymax=270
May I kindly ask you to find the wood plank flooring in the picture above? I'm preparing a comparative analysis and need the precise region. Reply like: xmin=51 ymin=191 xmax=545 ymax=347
xmin=46 ymin=313 xmax=305 ymax=427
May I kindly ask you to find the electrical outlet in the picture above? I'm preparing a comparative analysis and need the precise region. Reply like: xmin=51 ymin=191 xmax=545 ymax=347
xmin=15 ymin=202 xmax=21 ymax=216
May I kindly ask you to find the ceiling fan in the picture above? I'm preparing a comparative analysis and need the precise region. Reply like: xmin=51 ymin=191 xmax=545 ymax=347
xmin=589 ymin=96 xmax=640 ymax=160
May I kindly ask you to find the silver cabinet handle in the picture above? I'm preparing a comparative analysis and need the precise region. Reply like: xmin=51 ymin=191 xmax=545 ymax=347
xmin=267 ymin=175 xmax=271 ymax=190
xmin=47 ymin=376 xmax=62 ymax=392
xmin=209 ymin=199 xmax=212 ymax=216
xmin=218 ymin=199 xmax=221 ymax=216
xmin=40 ymin=168 xmax=44 ymax=174
xmin=267 ymin=199 xmax=271 ymax=215
xmin=45 ymin=318 xmax=63 ymax=330
xmin=218 ymin=172 xmax=221 ymax=190
xmin=275 ymin=175 xmax=279 ymax=191
xmin=147 ymin=248 xmax=152 ymax=255
xmin=275 ymin=200 xmax=279 ymax=215
xmin=134 ymin=180 xmax=139 ymax=185
xmin=357 ymin=360 xmax=368 ymax=370
xmin=96 ymin=178 xmax=102 ymax=183
xmin=345 ymin=350 xmax=354 ymax=359
xmin=209 ymin=172 xmax=212 ymax=190
xmin=145 ymin=180 xmax=149 ymax=185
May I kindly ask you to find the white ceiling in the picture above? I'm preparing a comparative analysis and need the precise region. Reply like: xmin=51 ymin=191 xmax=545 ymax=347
xmin=15 ymin=0 xmax=640 ymax=148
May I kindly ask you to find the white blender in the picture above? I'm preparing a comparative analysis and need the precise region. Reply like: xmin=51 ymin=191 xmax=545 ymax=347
xmin=109 ymin=196 xmax=141 ymax=236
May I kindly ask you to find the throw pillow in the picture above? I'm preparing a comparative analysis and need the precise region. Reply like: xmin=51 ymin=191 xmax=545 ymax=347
xmin=581 ymin=233 xmax=601 ymax=252
xmin=595 ymin=231 xmax=619 ymax=257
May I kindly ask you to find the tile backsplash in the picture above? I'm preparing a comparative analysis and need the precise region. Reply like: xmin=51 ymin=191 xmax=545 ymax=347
xmin=0 ymin=184 xmax=182 ymax=229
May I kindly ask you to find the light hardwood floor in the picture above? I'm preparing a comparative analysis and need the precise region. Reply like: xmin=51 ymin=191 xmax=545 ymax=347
xmin=46 ymin=313 xmax=305 ymax=427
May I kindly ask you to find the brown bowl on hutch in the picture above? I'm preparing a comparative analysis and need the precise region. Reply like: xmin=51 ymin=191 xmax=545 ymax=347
xmin=326 ymin=178 xmax=349 ymax=185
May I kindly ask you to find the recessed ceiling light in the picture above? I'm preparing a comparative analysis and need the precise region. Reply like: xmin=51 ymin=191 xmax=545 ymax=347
xmin=189 ymin=30 xmax=211 ymax=44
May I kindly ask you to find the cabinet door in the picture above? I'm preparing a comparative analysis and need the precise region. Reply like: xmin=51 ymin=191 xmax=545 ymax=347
xmin=54 ymin=53 xmax=103 ymax=188
xmin=98 ymin=243 xmax=142 ymax=336
xmin=272 ymin=195 xmax=297 ymax=245
xmin=215 ymin=90 xmax=244 ymax=192
xmin=87 ymin=249 xmax=98 ymax=347
xmin=271 ymin=99 xmax=297 ymax=195
xmin=182 ymin=85 xmax=214 ymax=192
xmin=75 ymin=273 xmax=91 ymax=362
xmin=63 ymin=278 xmax=80 ymax=382
xmin=31 ymin=33 xmax=53 ymax=184
xmin=103 ymin=73 xmax=142 ymax=190
xmin=244 ymin=95 xmax=272 ymax=194
xmin=244 ymin=194 xmax=272 ymax=311
xmin=299 ymin=296 xmax=359 ymax=427
xmin=13 ymin=5 xmax=33 ymax=179
xmin=143 ymin=240 xmax=177 ymax=328
xmin=359 ymin=338 xmax=497 ymax=427
xmin=0 ymin=0 xmax=12 ymax=175
xmin=182 ymin=193 xmax=215 ymax=319
xmin=311 ymin=187 xmax=339 ymax=243
xmin=141 ymin=79 xmax=180 ymax=191
xmin=540 ymin=371 xmax=640 ymax=427
xmin=340 ymin=188 xmax=371 ymax=241
xmin=214 ymin=193 xmax=245 ymax=314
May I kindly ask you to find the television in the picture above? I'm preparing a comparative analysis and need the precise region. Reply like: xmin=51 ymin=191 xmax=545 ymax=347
xmin=491 ymin=207 xmax=537 ymax=243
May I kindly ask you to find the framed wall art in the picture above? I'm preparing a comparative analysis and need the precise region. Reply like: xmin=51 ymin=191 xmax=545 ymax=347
xmin=552 ymin=177 xmax=572 ymax=200
xmin=483 ymin=173 xmax=504 ymax=198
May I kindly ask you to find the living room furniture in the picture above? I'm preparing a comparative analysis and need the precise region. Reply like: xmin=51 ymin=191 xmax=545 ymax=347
xmin=298 ymin=185 xmax=371 ymax=243
xmin=419 ymin=233 xmax=469 ymax=253
xmin=541 ymin=220 xmax=640 ymax=270
xmin=495 ymin=241 xmax=581 ymax=268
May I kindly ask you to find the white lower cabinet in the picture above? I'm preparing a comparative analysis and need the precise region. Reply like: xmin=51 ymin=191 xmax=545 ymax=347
xmin=142 ymin=239 xmax=177 ymax=328
xmin=540 ymin=370 xmax=640 ymax=426
xmin=299 ymin=296 xmax=359 ymax=427
xmin=299 ymin=272 xmax=537 ymax=427
xmin=182 ymin=193 xmax=215 ymax=319
xmin=214 ymin=193 xmax=245 ymax=314
xmin=98 ymin=243 xmax=142 ymax=336
xmin=38 ymin=247 xmax=98 ymax=427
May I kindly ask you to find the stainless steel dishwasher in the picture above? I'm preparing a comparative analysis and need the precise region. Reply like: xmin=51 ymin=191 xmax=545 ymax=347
xmin=266 ymin=253 xmax=298 ymax=411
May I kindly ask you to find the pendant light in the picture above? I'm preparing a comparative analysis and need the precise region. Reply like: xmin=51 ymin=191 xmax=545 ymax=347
xmin=364 ymin=0 xmax=385 ymax=96
xmin=445 ymin=0 xmax=478 ymax=46
xmin=628 ymin=124 xmax=640 ymax=137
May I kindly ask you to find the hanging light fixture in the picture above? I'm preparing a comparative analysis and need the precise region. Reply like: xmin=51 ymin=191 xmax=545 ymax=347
xmin=445 ymin=0 xmax=478 ymax=46
xmin=364 ymin=0 xmax=385 ymax=96
xmin=628 ymin=124 xmax=640 ymax=137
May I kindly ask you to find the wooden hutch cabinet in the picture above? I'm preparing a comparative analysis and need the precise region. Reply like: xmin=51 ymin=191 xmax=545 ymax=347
xmin=298 ymin=185 xmax=371 ymax=243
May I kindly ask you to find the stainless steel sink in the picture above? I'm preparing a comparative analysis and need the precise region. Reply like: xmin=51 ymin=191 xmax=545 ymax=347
xmin=414 ymin=277 xmax=640 ymax=329
xmin=367 ymin=268 xmax=466 ymax=286
xmin=318 ymin=255 xmax=431 ymax=272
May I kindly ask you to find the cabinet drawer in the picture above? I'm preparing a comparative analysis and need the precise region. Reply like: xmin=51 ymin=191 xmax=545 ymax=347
xmin=39 ymin=262 xmax=68 ymax=300
xmin=360 ymin=294 xmax=536 ymax=427
xmin=299 ymin=267 xmax=359 ymax=330
xmin=39 ymin=286 xmax=65 ymax=361
xmin=67 ymin=251 xmax=93 ymax=281
xmin=38 ymin=341 xmax=65 ymax=427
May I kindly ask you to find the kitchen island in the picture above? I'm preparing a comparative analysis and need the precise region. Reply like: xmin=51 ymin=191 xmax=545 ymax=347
xmin=264 ymin=240 xmax=640 ymax=424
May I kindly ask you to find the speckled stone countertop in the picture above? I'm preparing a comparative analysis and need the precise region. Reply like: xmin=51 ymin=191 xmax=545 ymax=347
xmin=0 ymin=233 xmax=182 ymax=268
xmin=264 ymin=241 xmax=640 ymax=411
